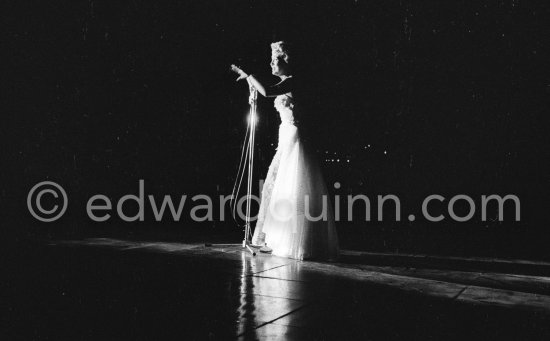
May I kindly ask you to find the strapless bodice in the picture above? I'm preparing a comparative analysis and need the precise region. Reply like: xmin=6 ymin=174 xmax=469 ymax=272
xmin=274 ymin=95 xmax=294 ymax=125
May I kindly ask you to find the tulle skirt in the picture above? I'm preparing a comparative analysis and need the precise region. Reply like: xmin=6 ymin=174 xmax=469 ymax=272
xmin=252 ymin=122 xmax=339 ymax=260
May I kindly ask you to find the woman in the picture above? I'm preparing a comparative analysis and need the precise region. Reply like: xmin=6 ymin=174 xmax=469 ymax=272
xmin=231 ymin=41 xmax=339 ymax=260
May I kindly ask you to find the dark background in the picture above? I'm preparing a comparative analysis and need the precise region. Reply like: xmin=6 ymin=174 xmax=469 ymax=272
xmin=1 ymin=0 xmax=548 ymax=259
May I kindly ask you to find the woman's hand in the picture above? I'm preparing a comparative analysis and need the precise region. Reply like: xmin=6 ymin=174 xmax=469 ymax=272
xmin=230 ymin=64 xmax=248 ymax=81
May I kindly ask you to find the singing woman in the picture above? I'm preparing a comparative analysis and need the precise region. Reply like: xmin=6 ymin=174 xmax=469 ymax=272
xmin=231 ymin=41 xmax=339 ymax=260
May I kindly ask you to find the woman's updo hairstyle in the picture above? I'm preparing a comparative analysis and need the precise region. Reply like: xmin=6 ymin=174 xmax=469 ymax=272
xmin=271 ymin=41 xmax=291 ymax=64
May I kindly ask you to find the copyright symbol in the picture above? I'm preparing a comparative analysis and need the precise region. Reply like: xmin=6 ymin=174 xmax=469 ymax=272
xmin=27 ymin=181 xmax=68 ymax=222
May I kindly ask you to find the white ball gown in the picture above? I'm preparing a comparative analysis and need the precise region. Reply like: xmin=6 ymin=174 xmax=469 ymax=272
xmin=252 ymin=94 xmax=339 ymax=260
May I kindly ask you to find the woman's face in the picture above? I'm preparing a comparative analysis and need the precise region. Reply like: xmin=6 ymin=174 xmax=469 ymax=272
xmin=271 ymin=56 xmax=288 ymax=76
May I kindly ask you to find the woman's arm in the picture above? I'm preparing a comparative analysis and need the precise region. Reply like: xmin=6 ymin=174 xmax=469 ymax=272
xmin=230 ymin=64 xmax=292 ymax=97
xmin=246 ymin=75 xmax=292 ymax=97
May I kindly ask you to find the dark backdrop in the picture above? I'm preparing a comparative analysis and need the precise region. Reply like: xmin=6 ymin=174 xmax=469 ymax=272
xmin=2 ymin=1 xmax=548 ymax=259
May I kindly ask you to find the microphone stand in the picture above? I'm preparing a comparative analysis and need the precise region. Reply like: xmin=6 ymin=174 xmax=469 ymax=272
xmin=242 ymin=82 xmax=258 ymax=255
xmin=206 ymin=78 xmax=260 ymax=256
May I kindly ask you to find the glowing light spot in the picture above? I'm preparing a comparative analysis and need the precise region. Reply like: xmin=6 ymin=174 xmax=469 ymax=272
xmin=247 ymin=111 xmax=258 ymax=125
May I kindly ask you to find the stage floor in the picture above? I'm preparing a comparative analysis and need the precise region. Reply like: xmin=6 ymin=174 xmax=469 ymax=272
xmin=3 ymin=238 xmax=550 ymax=340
